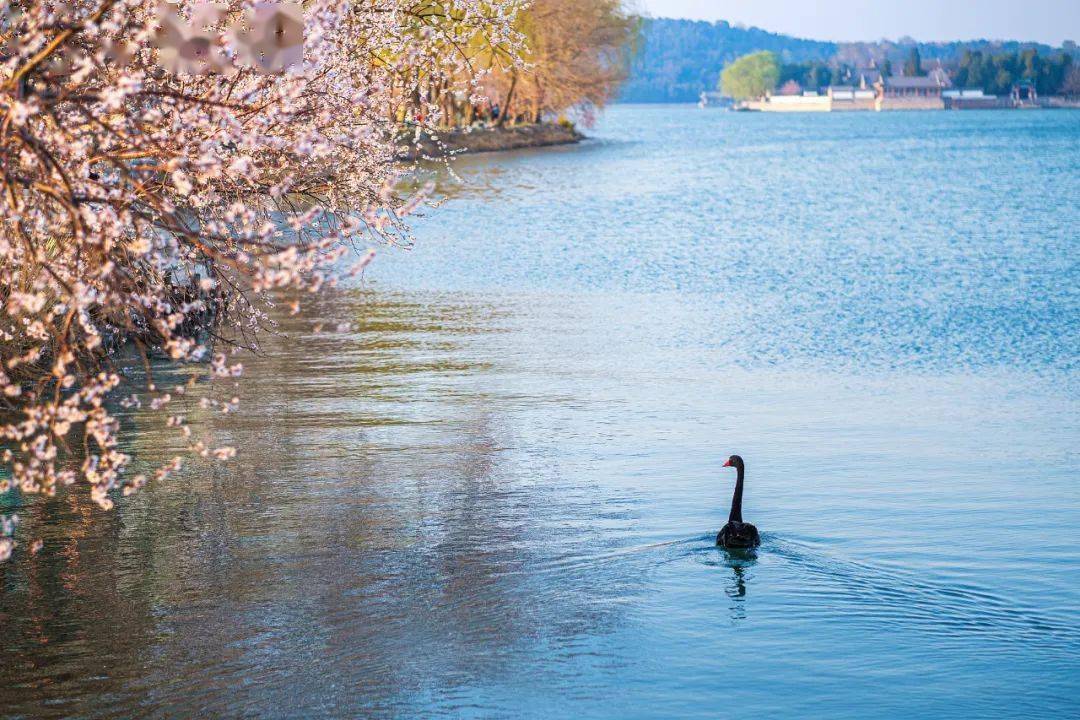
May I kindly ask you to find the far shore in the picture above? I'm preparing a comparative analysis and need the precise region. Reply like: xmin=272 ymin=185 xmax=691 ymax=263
xmin=398 ymin=122 xmax=584 ymax=160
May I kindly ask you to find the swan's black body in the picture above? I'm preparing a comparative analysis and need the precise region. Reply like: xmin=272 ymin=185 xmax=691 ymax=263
xmin=716 ymin=520 xmax=760 ymax=549
xmin=716 ymin=455 xmax=760 ymax=549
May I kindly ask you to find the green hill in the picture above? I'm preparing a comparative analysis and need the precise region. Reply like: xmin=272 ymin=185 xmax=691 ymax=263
xmin=620 ymin=18 xmax=836 ymax=102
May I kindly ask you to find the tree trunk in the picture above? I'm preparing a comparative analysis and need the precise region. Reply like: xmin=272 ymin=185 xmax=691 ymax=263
xmin=498 ymin=72 xmax=518 ymax=127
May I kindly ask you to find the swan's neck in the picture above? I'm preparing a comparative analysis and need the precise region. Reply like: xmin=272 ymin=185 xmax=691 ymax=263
xmin=729 ymin=465 xmax=745 ymax=523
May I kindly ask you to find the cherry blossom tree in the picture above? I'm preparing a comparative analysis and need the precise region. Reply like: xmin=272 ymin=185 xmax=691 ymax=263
xmin=0 ymin=0 xmax=524 ymax=561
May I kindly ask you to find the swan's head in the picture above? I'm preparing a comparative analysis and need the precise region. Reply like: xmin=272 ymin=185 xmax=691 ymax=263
xmin=722 ymin=455 xmax=744 ymax=471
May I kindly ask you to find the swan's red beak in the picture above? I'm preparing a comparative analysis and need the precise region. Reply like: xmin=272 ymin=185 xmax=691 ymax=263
xmin=722 ymin=459 xmax=733 ymax=467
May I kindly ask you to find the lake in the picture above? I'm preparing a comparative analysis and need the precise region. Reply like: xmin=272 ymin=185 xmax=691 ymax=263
xmin=1 ymin=106 xmax=1078 ymax=718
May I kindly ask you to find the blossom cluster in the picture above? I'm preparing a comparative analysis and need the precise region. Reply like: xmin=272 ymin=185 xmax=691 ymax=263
xmin=0 ymin=0 xmax=524 ymax=560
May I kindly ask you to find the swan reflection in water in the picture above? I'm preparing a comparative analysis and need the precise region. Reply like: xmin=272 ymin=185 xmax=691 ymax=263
xmin=724 ymin=551 xmax=756 ymax=621
xmin=700 ymin=543 xmax=757 ymax=621
xmin=727 ymin=564 xmax=747 ymax=599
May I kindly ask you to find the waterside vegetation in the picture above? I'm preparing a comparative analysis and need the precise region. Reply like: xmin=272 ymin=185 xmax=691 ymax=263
xmin=0 ymin=0 xmax=637 ymax=562
xmin=0 ymin=0 xmax=518 ymax=560
xmin=397 ymin=0 xmax=634 ymax=140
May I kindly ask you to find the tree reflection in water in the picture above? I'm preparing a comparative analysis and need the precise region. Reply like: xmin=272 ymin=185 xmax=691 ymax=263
xmin=0 ymin=288 xmax=645 ymax=718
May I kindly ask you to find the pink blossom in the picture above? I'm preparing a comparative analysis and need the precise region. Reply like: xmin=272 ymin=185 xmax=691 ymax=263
xmin=0 ymin=0 xmax=527 ymax=562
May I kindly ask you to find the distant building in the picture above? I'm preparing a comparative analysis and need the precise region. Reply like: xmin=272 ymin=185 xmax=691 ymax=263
xmin=824 ymin=84 xmax=875 ymax=111
xmin=827 ymin=85 xmax=873 ymax=101
xmin=749 ymin=94 xmax=831 ymax=112
xmin=943 ymin=88 xmax=989 ymax=99
xmin=943 ymin=88 xmax=1000 ymax=110
xmin=856 ymin=70 xmax=883 ymax=88
xmin=829 ymin=85 xmax=856 ymax=101
xmin=878 ymin=68 xmax=952 ymax=99
xmin=1011 ymin=80 xmax=1038 ymax=106
xmin=738 ymin=65 xmax=1033 ymax=113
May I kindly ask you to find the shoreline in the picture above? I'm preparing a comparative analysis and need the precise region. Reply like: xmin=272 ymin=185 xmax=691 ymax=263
xmin=398 ymin=122 xmax=585 ymax=160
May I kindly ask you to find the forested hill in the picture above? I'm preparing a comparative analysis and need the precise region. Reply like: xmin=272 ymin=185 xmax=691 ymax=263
xmin=620 ymin=18 xmax=836 ymax=102
xmin=621 ymin=17 xmax=1068 ymax=103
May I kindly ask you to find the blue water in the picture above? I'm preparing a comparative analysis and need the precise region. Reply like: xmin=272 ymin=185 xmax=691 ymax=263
xmin=1 ymin=106 xmax=1078 ymax=718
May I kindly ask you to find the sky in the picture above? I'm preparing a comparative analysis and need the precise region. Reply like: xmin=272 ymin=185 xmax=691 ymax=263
xmin=636 ymin=1 xmax=1080 ymax=46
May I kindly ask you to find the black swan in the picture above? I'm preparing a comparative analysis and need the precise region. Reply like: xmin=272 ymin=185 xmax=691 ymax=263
xmin=716 ymin=455 xmax=761 ymax=549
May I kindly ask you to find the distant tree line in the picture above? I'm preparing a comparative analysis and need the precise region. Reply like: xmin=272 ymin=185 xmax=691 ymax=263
xmin=778 ymin=60 xmax=891 ymax=91
xmin=770 ymin=49 xmax=1075 ymax=97
xmin=904 ymin=48 xmax=925 ymax=77
xmin=621 ymin=17 xmax=1078 ymax=102
xmin=954 ymin=49 xmax=1075 ymax=96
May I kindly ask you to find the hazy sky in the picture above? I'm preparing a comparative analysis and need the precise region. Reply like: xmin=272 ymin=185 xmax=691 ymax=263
xmin=637 ymin=1 xmax=1079 ymax=46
